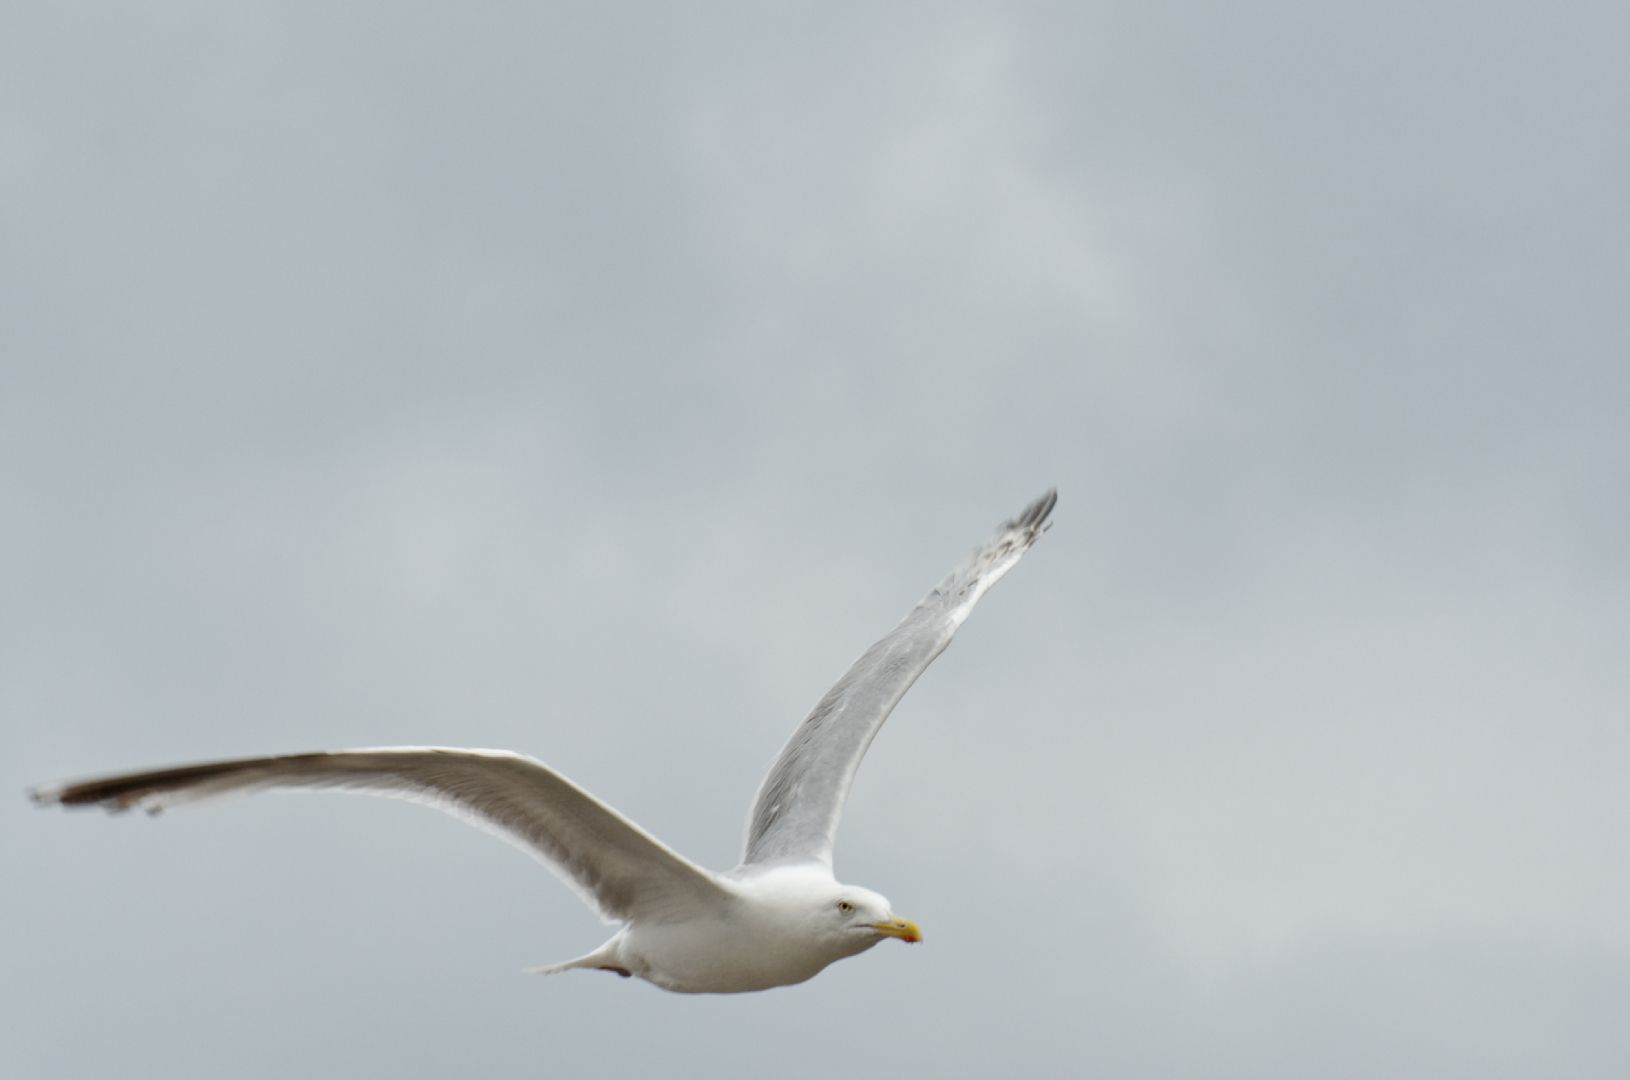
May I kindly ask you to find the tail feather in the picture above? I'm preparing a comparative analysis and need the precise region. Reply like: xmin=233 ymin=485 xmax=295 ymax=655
xmin=525 ymin=957 xmax=590 ymax=976
xmin=525 ymin=941 xmax=629 ymax=978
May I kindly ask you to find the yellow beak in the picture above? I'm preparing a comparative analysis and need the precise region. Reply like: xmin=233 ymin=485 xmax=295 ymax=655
xmin=868 ymin=917 xmax=922 ymax=944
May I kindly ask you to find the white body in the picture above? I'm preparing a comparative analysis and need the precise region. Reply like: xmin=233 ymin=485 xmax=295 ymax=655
xmin=590 ymin=866 xmax=887 ymax=993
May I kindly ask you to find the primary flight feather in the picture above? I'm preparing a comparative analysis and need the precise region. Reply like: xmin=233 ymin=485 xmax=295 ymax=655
xmin=31 ymin=490 xmax=1056 ymax=993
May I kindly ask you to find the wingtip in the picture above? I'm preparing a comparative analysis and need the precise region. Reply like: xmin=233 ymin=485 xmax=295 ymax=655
xmin=1011 ymin=488 xmax=1058 ymax=532
xmin=27 ymin=776 xmax=144 ymax=814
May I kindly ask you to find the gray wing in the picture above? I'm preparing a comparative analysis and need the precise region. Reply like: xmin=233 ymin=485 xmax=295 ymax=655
xmin=742 ymin=489 xmax=1057 ymax=868
xmin=31 ymin=747 xmax=733 ymax=925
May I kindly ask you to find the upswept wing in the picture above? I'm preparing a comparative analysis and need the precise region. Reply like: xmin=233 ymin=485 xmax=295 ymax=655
xmin=32 ymin=747 xmax=733 ymax=924
xmin=742 ymin=489 xmax=1056 ymax=868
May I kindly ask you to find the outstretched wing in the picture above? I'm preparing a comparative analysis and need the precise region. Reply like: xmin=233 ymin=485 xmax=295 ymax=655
xmin=32 ymin=747 xmax=734 ymax=925
xmin=742 ymin=489 xmax=1056 ymax=868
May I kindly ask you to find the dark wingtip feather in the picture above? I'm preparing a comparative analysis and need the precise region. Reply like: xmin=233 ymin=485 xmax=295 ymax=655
xmin=1010 ymin=488 xmax=1058 ymax=533
xmin=28 ymin=756 xmax=324 ymax=814
xmin=28 ymin=773 xmax=143 ymax=812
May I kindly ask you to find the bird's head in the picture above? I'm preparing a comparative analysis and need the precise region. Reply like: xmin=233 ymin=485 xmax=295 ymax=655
xmin=822 ymin=884 xmax=921 ymax=949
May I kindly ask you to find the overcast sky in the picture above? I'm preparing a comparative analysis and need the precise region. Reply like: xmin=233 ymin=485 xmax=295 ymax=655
xmin=4 ymin=3 xmax=1628 ymax=1077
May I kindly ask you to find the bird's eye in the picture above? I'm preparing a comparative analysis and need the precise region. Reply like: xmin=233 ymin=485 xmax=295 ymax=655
xmin=837 ymin=900 xmax=853 ymax=913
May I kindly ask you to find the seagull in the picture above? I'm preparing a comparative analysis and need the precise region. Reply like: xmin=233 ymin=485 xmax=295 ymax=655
xmin=31 ymin=490 xmax=1056 ymax=994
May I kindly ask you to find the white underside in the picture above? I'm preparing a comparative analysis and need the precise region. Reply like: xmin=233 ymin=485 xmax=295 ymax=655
xmin=536 ymin=864 xmax=885 ymax=994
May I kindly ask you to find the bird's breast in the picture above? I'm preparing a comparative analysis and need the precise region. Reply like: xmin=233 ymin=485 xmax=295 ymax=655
xmin=619 ymin=913 xmax=841 ymax=994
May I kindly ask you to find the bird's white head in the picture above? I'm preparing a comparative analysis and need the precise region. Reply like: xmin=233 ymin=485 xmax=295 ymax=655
xmin=819 ymin=883 xmax=921 ymax=952
xmin=735 ymin=865 xmax=922 ymax=961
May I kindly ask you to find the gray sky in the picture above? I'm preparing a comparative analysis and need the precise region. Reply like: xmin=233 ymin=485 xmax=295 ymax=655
xmin=5 ymin=3 xmax=1627 ymax=1076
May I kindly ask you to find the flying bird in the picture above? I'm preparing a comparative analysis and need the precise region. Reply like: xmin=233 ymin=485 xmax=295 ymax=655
xmin=32 ymin=490 xmax=1056 ymax=993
